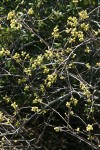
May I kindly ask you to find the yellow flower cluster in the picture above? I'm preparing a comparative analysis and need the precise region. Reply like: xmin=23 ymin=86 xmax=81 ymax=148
xmin=13 ymin=52 xmax=21 ymax=62
xmin=52 ymin=26 xmax=60 ymax=38
xmin=66 ymin=97 xmax=78 ymax=108
xmin=24 ymin=84 xmax=30 ymax=91
xmin=10 ymin=19 xmax=22 ymax=30
xmin=40 ymin=84 xmax=45 ymax=92
xmin=45 ymin=73 xmax=57 ymax=87
xmin=66 ymin=48 xmax=72 ymax=53
xmin=3 ymin=95 xmax=11 ymax=102
xmin=77 ymin=31 xmax=84 ymax=41
xmin=54 ymin=127 xmax=61 ymax=132
xmin=78 ymin=10 xmax=89 ymax=20
xmin=7 ymin=11 xmax=22 ymax=30
xmin=86 ymin=124 xmax=93 ymax=131
xmin=70 ymin=97 xmax=78 ymax=106
xmin=33 ymin=97 xmax=42 ymax=103
xmin=66 ymin=102 xmax=71 ymax=108
xmin=7 ymin=11 xmax=15 ymax=20
xmin=66 ymin=21 xmax=84 ymax=43
xmin=80 ymin=82 xmax=91 ymax=98
xmin=31 ymin=55 xmax=44 ymax=69
xmin=96 ymin=62 xmax=100 ymax=67
xmin=27 ymin=8 xmax=34 ymax=15
xmin=86 ymin=63 xmax=91 ymax=69
xmin=11 ymin=102 xmax=18 ymax=110
xmin=24 ymin=68 xmax=32 ymax=76
xmin=76 ymin=127 xmax=80 ymax=132
xmin=31 ymin=107 xmax=41 ymax=113
xmin=44 ymin=50 xmax=53 ymax=59
xmin=67 ymin=16 xmax=78 ymax=27
xmin=85 ymin=46 xmax=91 ymax=53
xmin=41 ymin=65 xmax=49 ymax=74
xmin=80 ymin=23 xmax=89 ymax=31
xmin=0 ymin=48 xmax=10 ymax=57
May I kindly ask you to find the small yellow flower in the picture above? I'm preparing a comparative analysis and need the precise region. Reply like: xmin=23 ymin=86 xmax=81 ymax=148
xmin=10 ymin=19 xmax=22 ymax=30
xmin=3 ymin=95 xmax=11 ymax=102
xmin=24 ymin=84 xmax=29 ymax=91
xmin=85 ymin=46 xmax=91 ymax=53
xmin=80 ymin=23 xmax=89 ymax=31
xmin=76 ymin=127 xmax=80 ymax=132
xmin=86 ymin=124 xmax=93 ymax=131
xmin=70 ymin=111 xmax=74 ymax=115
xmin=24 ymin=68 xmax=32 ymax=76
xmin=27 ymin=8 xmax=34 ymax=15
xmin=31 ymin=107 xmax=41 ymax=113
xmin=54 ymin=127 xmax=61 ymax=132
xmin=66 ymin=102 xmax=70 ymax=108
xmin=11 ymin=102 xmax=18 ymax=110
xmin=7 ymin=11 xmax=15 ymax=20
xmin=78 ymin=10 xmax=89 ymax=20
xmin=52 ymin=26 xmax=59 ymax=38
xmin=96 ymin=62 xmax=100 ymax=67
xmin=86 ymin=63 xmax=91 ymax=69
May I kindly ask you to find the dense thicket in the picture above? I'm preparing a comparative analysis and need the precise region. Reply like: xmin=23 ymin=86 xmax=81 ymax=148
xmin=0 ymin=0 xmax=100 ymax=149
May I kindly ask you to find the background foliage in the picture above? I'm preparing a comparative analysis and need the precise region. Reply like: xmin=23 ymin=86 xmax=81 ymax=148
xmin=0 ymin=0 xmax=100 ymax=149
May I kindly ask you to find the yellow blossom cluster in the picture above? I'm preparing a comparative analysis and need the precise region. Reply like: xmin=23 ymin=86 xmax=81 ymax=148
xmin=24 ymin=68 xmax=32 ymax=76
xmin=66 ymin=102 xmax=71 ymax=108
xmin=13 ymin=52 xmax=21 ymax=62
xmin=86 ymin=63 xmax=91 ymax=69
xmin=31 ymin=55 xmax=44 ymax=69
xmin=31 ymin=107 xmax=41 ymax=113
xmin=86 ymin=124 xmax=93 ymax=131
xmin=66 ymin=97 xmax=78 ymax=108
xmin=44 ymin=49 xmax=53 ymax=59
xmin=80 ymin=23 xmax=89 ymax=31
xmin=40 ymin=84 xmax=45 ymax=92
xmin=7 ymin=11 xmax=15 ymax=20
xmin=33 ymin=97 xmax=42 ymax=103
xmin=0 ymin=48 xmax=10 ymax=57
xmin=96 ymin=62 xmax=100 ymax=67
xmin=45 ymin=73 xmax=57 ymax=87
xmin=24 ymin=84 xmax=30 ymax=91
xmin=11 ymin=102 xmax=18 ymax=110
xmin=7 ymin=11 xmax=22 ymax=30
xmin=3 ymin=95 xmax=11 ymax=102
xmin=52 ymin=26 xmax=60 ymax=38
xmin=10 ymin=19 xmax=22 ymax=30
xmin=70 ymin=97 xmax=78 ymax=106
xmin=80 ymin=82 xmax=91 ymax=98
xmin=27 ymin=8 xmax=34 ymax=15
xmin=78 ymin=10 xmax=89 ymax=20
xmin=66 ymin=27 xmax=84 ymax=43
xmin=67 ymin=17 xmax=78 ymax=27
xmin=41 ymin=65 xmax=49 ymax=74
xmin=54 ymin=127 xmax=61 ymax=132
xmin=85 ymin=46 xmax=91 ymax=53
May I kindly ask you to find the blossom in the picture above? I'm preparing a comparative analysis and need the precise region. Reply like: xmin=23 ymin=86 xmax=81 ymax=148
xmin=78 ymin=10 xmax=89 ymax=20
xmin=86 ymin=124 xmax=93 ymax=131
xmin=27 ymin=8 xmax=34 ymax=15
xmin=7 ymin=11 xmax=15 ymax=20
